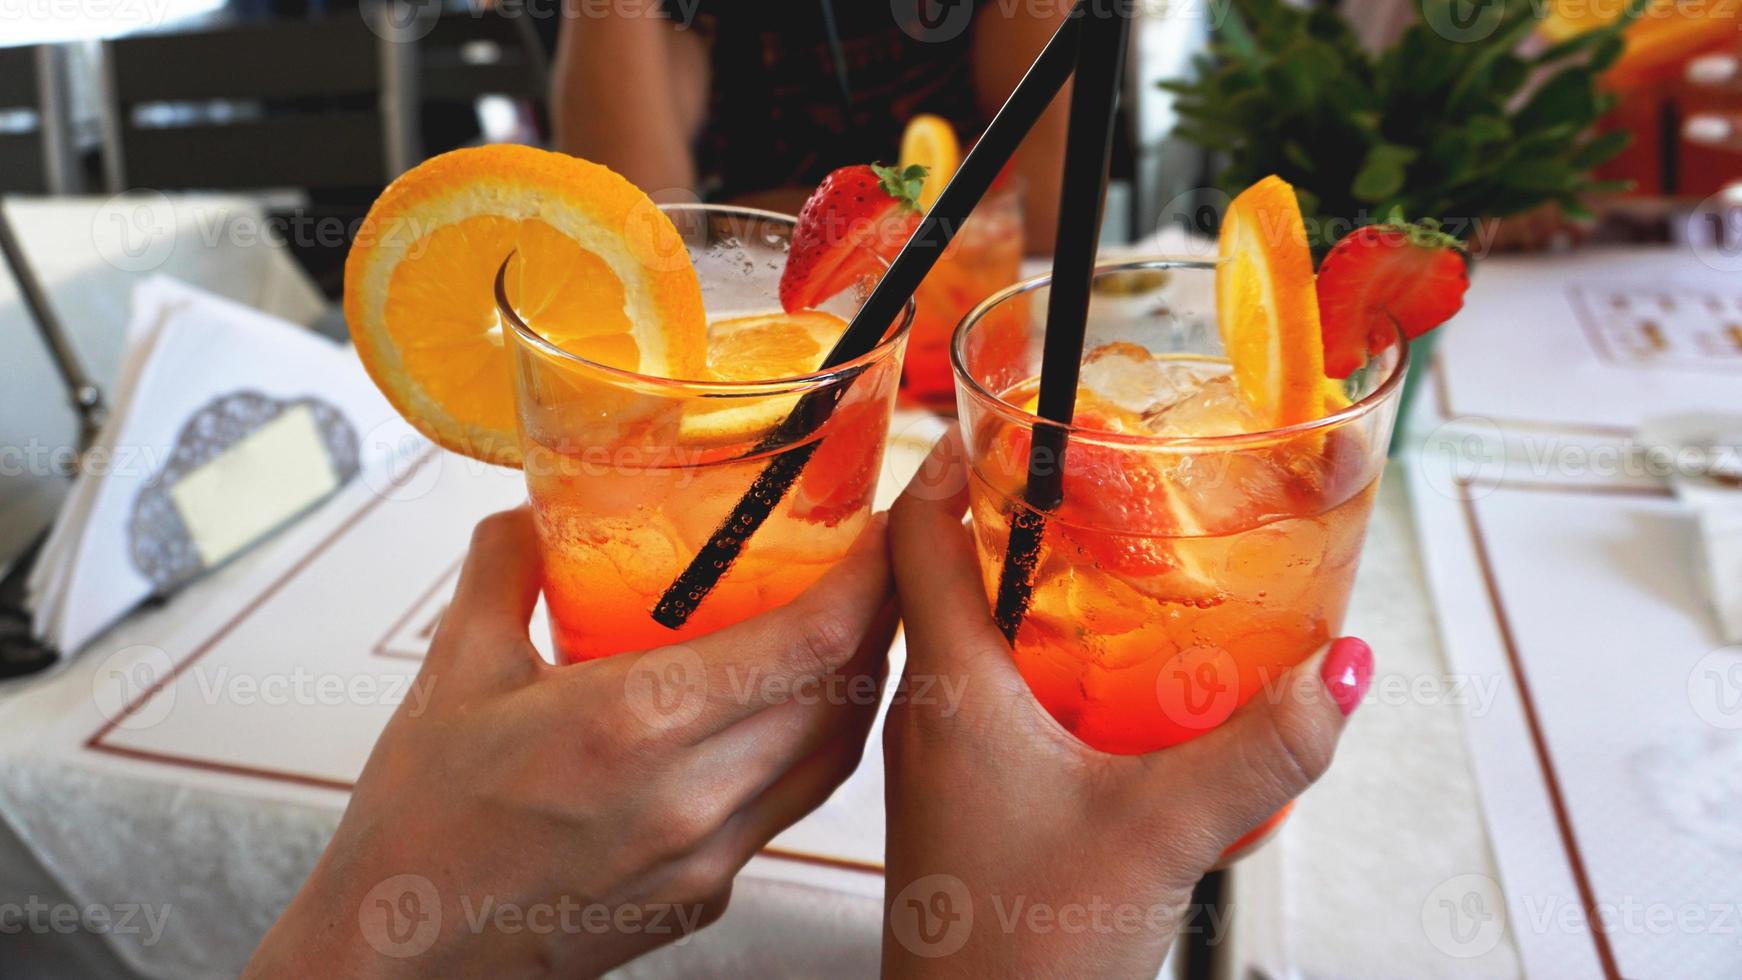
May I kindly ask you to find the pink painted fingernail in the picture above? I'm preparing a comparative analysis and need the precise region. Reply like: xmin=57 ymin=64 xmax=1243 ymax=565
xmin=1320 ymin=637 xmax=1372 ymax=717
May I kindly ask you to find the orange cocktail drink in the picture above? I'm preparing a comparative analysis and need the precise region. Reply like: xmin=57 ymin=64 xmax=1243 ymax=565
xmin=952 ymin=260 xmax=1405 ymax=756
xmin=501 ymin=206 xmax=910 ymax=662
xmin=901 ymin=184 xmax=1025 ymax=406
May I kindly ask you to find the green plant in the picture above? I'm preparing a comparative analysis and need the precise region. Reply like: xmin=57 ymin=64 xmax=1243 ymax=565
xmin=1164 ymin=0 xmax=1644 ymax=254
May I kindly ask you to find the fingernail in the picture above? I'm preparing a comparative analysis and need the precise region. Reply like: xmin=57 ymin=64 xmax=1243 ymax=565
xmin=1684 ymin=115 xmax=1734 ymax=147
xmin=1687 ymin=53 xmax=1739 ymax=88
xmin=1319 ymin=637 xmax=1372 ymax=717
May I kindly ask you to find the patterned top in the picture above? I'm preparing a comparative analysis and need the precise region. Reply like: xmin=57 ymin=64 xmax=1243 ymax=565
xmin=678 ymin=0 xmax=991 ymax=199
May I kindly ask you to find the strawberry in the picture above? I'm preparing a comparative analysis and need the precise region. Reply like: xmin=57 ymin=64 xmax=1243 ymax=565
xmin=1315 ymin=222 xmax=1470 ymax=379
xmin=790 ymin=397 xmax=885 ymax=527
xmin=780 ymin=163 xmax=926 ymax=313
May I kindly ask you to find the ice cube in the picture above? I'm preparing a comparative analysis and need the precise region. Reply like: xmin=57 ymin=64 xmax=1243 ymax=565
xmin=1142 ymin=374 xmax=1260 ymax=438
xmin=1167 ymin=449 xmax=1300 ymax=535
xmin=1078 ymin=342 xmax=1167 ymax=415
xmin=1078 ymin=343 xmax=1230 ymax=419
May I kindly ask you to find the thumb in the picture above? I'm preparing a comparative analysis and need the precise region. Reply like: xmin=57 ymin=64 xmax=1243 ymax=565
xmin=1149 ymin=637 xmax=1373 ymax=848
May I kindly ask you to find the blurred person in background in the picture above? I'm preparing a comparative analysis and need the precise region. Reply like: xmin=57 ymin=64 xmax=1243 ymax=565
xmin=550 ymin=1 xmax=1071 ymax=254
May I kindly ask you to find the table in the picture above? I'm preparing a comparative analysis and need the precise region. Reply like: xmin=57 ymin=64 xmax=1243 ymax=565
xmin=1227 ymin=473 xmax=1521 ymax=979
xmin=0 ymin=462 xmax=1518 ymax=979
xmin=1 ymin=220 xmax=1519 ymax=977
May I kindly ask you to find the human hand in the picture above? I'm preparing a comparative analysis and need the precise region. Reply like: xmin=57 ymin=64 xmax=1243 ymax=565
xmin=879 ymin=432 xmax=1373 ymax=978
xmin=245 ymin=507 xmax=896 ymax=979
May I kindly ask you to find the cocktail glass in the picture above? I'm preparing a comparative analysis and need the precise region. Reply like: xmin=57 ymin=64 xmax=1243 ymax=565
xmin=500 ymin=205 xmax=912 ymax=662
xmin=901 ymin=184 xmax=1026 ymax=408
xmin=952 ymin=259 xmax=1405 ymax=852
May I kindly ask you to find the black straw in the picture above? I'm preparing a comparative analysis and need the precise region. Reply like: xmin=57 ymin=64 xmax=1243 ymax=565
xmin=651 ymin=4 xmax=1090 ymax=630
xmin=991 ymin=2 xmax=1131 ymax=642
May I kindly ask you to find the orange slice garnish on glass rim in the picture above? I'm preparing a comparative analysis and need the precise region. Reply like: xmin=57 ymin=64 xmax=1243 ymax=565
xmin=1214 ymin=175 xmax=1325 ymax=428
xmin=344 ymin=144 xmax=707 ymax=467
xmin=899 ymin=114 xmax=961 ymax=212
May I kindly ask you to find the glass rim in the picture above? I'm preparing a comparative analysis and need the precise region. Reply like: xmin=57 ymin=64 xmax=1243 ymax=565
xmin=949 ymin=256 xmax=1411 ymax=451
xmin=496 ymin=203 xmax=915 ymax=397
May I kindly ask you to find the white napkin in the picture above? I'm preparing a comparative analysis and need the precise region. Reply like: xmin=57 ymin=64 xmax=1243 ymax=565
xmin=1638 ymin=414 xmax=1742 ymax=643
xmin=27 ymin=276 xmax=396 ymax=655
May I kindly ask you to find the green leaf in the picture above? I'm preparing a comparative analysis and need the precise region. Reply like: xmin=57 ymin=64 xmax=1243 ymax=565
xmin=1352 ymin=144 xmax=1418 ymax=202
xmin=1570 ymin=129 xmax=1632 ymax=169
xmin=1491 ymin=55 xmax=1530 ymax=100
xmin=1503 ymin=159 xmax=1575 ymax=192
xmin=1589 ymin=34 xmax=1626 ymax=73
xmin=1217 ymin=3 xmax=1261 ymax=61
xmin=871 ymin=163 xmax=928 ymax=210
xmin=1514 ymin=70 xmax=1596 ymax=134
xmin=1466 ymin=115 xmax=1510 ymax=143
xmin=1429 ymin=129 xmax=1477 ymax=179
xmin=1558 ymin=197 xmax=1595 ymax=221
xmin=1445 ymin=9 xmax=1543 ymax=113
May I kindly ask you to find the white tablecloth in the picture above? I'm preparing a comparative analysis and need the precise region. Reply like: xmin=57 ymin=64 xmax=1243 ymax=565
xmin=1 ymin=222 xmax=1517 ymax=977
xmin=0 ymin=464 xmax=1515 ymax=979
xmin=1229 ymin=473 xmax=1521 ymax=979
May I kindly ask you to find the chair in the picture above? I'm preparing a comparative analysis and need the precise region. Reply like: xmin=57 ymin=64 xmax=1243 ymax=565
xmin=0 ymin=45 xmax=80 ymax=195
xmin=98 ymin=18 xmax=409 ymax=193
xmin=410 ymin=11 xmax=552 ymax=153
xmin=418 ymin=11 xmax=549 ymax=106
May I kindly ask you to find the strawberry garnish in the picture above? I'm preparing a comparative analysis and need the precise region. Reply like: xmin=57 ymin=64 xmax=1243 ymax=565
xmin=791 ymin=397 xmax=885 ymax=526
xmin=780 ymin=163 xmax=926 ymax=313
xmin=1315 ymin=222 xmax=1470 ymax=379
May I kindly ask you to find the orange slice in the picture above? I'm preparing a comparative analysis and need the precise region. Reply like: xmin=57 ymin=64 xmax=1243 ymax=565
xmin=1214 ymin=175 xmax=1325 ymax=428
xmin=706 ymin=310 xmax=847 ymax=381
xmin=344 ymin=145 xmax=707 ymax=467
xmin=899 ymin=114 xmax=961 ymax=212
xmin=679 ymin=310 xmax=849 ymax=444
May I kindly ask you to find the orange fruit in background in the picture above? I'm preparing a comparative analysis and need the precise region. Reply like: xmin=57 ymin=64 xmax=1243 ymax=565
xmin=344 ymin=144 xmax=707 ymax=467
xmin=898 ymin=114 xmax=962 ymax=212
xmin=1214 ymin=175 xmax=1326 ymax=428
